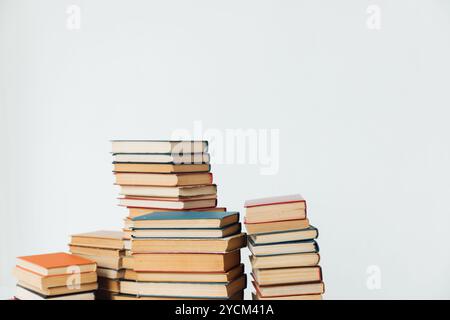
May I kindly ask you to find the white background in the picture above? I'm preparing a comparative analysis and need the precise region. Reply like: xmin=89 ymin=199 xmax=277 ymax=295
xmin=1 ymin=0 xmax=450 ymax=299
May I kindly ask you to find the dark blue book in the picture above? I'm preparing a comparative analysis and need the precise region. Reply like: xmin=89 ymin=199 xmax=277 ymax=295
xmin=131 ymin=211 xmax=239 ymax=229
xmin=249 ymin=226 xmax=318 ymax=245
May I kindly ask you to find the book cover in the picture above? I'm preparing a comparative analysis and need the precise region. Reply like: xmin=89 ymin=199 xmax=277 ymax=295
xmin=245 ymin=194 xmax=306 ymax=208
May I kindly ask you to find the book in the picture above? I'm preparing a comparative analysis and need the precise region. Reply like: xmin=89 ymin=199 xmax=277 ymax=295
xmin=131 ymin=223 xmax=241 ymax=238
xmin=250 ymin=226 xmax=318 ymax=244
xmin=253 ymin=266 xmax=322 ymax=285
xmin=254 ymin=281 xmax=325 ymax=298
xmin=111 ymin=291 xmax=244 ymax=300
xmin=119 ymin=275 xmax=246 ymax=298
xmin=17 ymin=280 xmax=98 ymax=297
xmin=248 ymin=239 xmax=318 ymax=256
xmin=112 ymin=140 xmax=208 ymax=154
xmin=131 ymin=211 xmax=239 ymax=229
xmin=124 ymin=264 xmax=244 ymax=283
xmin=252 ymin=292 xmax=322 ymax=300
xmin=133 ymin=250 xmax=241 ymax=272
xmin=13 ymin=266 xmax=97 ymax=290
xmin=97 ymin=268 xmax=125 ymax=280
xmin=120 ymin=184 xmax=217 ymax=198
xmin=244 ymin=194 xmax=307 ymax=223
xmin=114 ymin=172 xmax=213 ymax=186
xmin=70 ymin=230 xmax=125 ymax=250
xmin=131 ymin=233 xmax=246 ymax=253
xmin=74 ymin=254 xmax=122 ymax=270
xmin=113 ymin=153 xmax=210 ymax=164
xmin=250 ymin=253 xmax=320 ymax=269
xmin=113 ymin=163 xmax=211 ymax=173
xmin=15 ymin=285 xmax=95 ymax=300
xmin=122 ymin=256 xmax=134 ymax=270
xmin=16 ymin=252 xmax=96 ymax=276
xmin=127 ymin=206 xmax=227 ymax=218
xmin=245 ymin=219 xmax=310 ymax=235
xmin=69 ymin=245 xmax=125 ymax=257
xmin=119 ymin=196 xmax=217 ymax=210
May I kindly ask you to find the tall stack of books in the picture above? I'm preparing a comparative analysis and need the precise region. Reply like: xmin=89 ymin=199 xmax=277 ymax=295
xmin=13 ymin=252 xmax=97 ymax=300
xmin=68 ymin=230 xmax=125 ymax=300
xmin=244 ymin=195 xmax=324 ymax=300
xmin=111 ymin=140 xmax=246 ymax=299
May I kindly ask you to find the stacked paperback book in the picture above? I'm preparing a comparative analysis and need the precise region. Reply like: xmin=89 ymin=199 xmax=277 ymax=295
xmin=13 ymin=252 xmax=97 ymax=300
xmin=245 ymin=195 xmax=325 ymax=300
xmin=112 ymin=140 xmax=246 ymax=299
xmin=69 ymin=230 xmax=126 ymax=299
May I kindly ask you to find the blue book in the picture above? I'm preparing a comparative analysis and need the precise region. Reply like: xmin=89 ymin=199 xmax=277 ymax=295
xmin=131 ymin=211 xmax=239 ymax=229
xmin=249 ymin=239 xmax=319 ymax=257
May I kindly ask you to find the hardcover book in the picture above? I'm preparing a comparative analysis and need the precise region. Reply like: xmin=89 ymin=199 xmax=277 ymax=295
xmin=244 ymin=194 xmax=307 ymax=223
xmin=113 ymin=153 xmax=210 ymax=164
xmin=131 ymin=222 xmax=241 ymax=238
xmin=249 ymin=226 xmax=318 ymax=244
xmin=120 ymin=184 xmax=217 ymax=198
xmin=250 ymin=252 xmax=320 ymax=269
xmin=131 ymin=233 xmax=247 ymax=253
xmin=119 ymin=275 xmax=246 ymax=299
xmin=112 ymin=140 xmax=208 ymax=154
xmin=131 ymin=211 xmax=239 ymax=229
xmin=124 ymin=264 xmax=244 ymax=283
xmin=248 ymin=239 xmax=319 ymax=256
xmin=253 ymin=266 xmax=322 ymax=286
xmin=118 ymin=195 xmax=217 ymax=210
xmin=253 ymin=281 xmax=325 ymax=298
xmin=70 ymin=230 xmax=125 ymax=250
xmin=113 ymin=163 xmax=211 ymax=174
xmin=245 ymin=219 xmax=310 ymax=235
xmin=114 ymin=172 xmax=213 ymax=187
xmin=15 ymin=285 xmax=95 ymax=300
xmin=127 ymin=206 xmax=226 ymax=219
xmin=16 ymin=252 xmax=96 ymax=276
xmin=133 ymin=250 xmax=241 ymax=272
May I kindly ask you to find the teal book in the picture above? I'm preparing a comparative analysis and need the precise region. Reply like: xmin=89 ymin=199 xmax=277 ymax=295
xmin=131 ymin=211 xmax=239 ymax=229
xmin=249 ymin=238 xmax=319 ymax=256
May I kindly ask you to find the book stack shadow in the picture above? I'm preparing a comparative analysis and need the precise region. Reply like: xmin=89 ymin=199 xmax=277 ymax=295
xmin=244 ymin=195 xmax=325 ymax=300
xmin=111 ymin=140 xmax=246 ymax=299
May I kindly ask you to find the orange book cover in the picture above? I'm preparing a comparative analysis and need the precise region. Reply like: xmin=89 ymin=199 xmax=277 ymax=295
xmin=17 ymin=252 xmax=94 ymax=269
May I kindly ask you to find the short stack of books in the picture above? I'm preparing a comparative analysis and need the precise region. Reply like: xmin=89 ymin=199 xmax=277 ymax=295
xmin=13 ymin=252 xmax=97 ymax=300
xmin=68 ymin=230 xmax=126 ymax=299
xmin=119 ymin=211 xmax=247 ymax=300
xmin=244 ymin=194 xmax=324 ymax=300
xmin=111 ymin=140 xmax=245 ymax=299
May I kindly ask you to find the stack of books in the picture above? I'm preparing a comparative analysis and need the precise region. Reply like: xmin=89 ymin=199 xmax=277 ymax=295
xmin=111 ymin=140 xmax=245 ymax=299
xmin=244 ymin=195 xmax=325 ymax=300
xmin=68 ymin=230 xmax=126 ymax=299
xmin=13 ymin=252 xmax=97 ymax=300
xmin=119 ymin=211 xmax=247 ymax=300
